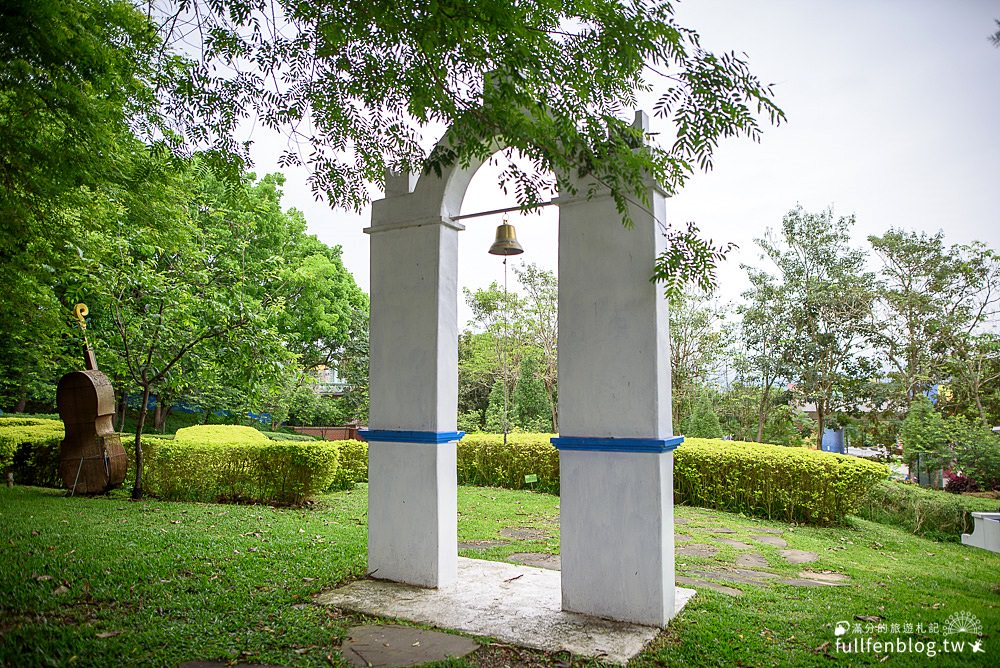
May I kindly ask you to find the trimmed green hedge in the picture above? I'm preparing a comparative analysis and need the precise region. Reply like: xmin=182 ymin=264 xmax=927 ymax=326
xmin=174 ymin=424 xmax=269 ymax=447
xmin=2 ymin=419 xmax=368 ymax=503
xmin=330 ymin=439 xmax=368 ymax=490
xmin=261 ymin=431 xmax=319 ymax=442
xmin=457 ymin=433 xmax=560 ymax=493
xmin=674 ymin=437 xmax=889 ymax=525
xmin=0 ymin=417 xmax=64 ymax=487
xmin=140 ymin=428 xmax=369 ymax=504
xmin=454 ymin=433 xmax=887 ymax=525
xmin=143 ymin=437 xmax=339 ymax=504
xmin=1 ymin=418 xmax=64 ymax=487
xmin=5 ymin=420 xmax=890 ymax=524
xmin=857 ymin=480 xmax=1000 ymax=542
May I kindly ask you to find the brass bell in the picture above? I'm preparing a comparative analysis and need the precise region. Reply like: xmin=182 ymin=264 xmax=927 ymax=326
xmin=488 ymin=222 xmax=524 ymax=256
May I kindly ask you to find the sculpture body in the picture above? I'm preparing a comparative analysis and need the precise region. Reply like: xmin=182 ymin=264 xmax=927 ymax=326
xmin=57 ymin=306 xmax=128 ymax=495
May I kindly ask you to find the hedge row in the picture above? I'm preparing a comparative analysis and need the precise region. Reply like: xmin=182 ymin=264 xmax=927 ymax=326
xmin=0 ymin=418 xmax=64 ymax=486
xmin=3 ymin=421 xmax=368 ymax=504
xmin=3 ymin=418 xmax=890 ymax=525
xmin=856 ymin=480 xmax=1000 ymax=542
xmin=453 ymin=433 xmax=887 ymax=524
xmin=456 ymin=433 xmax=560 ymax=493
xmin=174 ymin=424 xmax=269 ymax=447
xmin=140 ymin=440 xmax=337 ymax=505
xmin=674 ymin=437 xmax=889 ymax=525
xmin=127 ymin=426 xmax=368 ymax=504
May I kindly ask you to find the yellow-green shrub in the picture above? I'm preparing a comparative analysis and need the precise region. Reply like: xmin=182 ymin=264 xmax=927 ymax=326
xmin=454 ymin=433 xmax=888 ymax=524
xmin=174 ymin=425 xmax=269 ymax=447
xmin=329 ymin=439 xmax=368 ymax=490
xmin=674 ymin=437 xmax=889 ymax=525
xmin=144 ymin=435 xmax=339 ymax=504
xmin=456 ymin=433 xmax=560 ymax=493
xmin=0 ymin=418 xmax=64 ymax=486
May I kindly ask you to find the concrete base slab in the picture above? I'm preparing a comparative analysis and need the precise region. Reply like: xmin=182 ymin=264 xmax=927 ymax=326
xmin=316 ymin=558 xmax=695 ymax=665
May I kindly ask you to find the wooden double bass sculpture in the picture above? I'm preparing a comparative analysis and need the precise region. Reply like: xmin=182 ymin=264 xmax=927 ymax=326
xmin=56 ymin=304 xmax=128 ymax=494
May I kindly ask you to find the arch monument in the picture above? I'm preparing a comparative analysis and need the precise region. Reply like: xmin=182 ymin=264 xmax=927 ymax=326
xmin=363 ymin=111 xmax=685 ymax=627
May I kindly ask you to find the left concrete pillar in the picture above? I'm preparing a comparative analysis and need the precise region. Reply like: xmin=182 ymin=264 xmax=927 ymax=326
xmin=364 ymin=172 xmax=463 ymax=588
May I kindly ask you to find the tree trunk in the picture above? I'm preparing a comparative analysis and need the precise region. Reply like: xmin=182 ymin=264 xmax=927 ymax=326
xmin=755 ymin=383 xmax=773 ymax=443
xmin=971 ymin=374 xmax=987 ymax=424
xmin=545 ymin=381 xmax=558 ymax=433
xmin=14 ymin=396 xmax=27 ymax=413
xmin=132 ymin=386 xmax=151 ymax=500
xmin=152 ymin=400 xmax=162 ymax=431
xmin=155 ymin=402 xmax=171 ymax=432
xmin=116 ymin=387 xmax=128 ymax=432
xmin=815 ymin=400 xmax=826 ymax=450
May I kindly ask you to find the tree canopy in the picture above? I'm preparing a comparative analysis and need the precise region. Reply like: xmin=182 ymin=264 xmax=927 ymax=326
xmin=147 ymin=0 xmax=783 ymax=210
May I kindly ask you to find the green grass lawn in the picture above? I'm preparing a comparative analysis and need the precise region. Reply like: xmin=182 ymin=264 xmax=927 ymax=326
xmin=1 ymin=485 xmax=997 ymax=667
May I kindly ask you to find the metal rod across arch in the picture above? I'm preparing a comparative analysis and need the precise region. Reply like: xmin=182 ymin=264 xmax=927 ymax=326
xmin=450 ymin=200 xmax=557 ymax=221
xmin=450 ymin=193 xmax=670 ymax=235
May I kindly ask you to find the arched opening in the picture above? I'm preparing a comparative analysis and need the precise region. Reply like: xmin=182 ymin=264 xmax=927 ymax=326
xmin=455 ymin=151 xmax=559 ymax=436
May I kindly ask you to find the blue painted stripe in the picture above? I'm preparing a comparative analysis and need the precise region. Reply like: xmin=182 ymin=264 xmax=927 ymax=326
xmin=551 ymin=435 xmax=684 ymax=453
xmin=360 ymin=429 xmax=465 ymax=444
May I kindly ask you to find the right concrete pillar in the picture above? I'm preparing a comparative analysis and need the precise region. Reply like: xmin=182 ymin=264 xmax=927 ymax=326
xmin=553 ymin=124 xmax=682 ymax=625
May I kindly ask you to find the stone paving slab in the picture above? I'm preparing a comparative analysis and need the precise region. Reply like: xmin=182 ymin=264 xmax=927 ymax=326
xmin=180 ymin=663 xmax=288 ymax=668
xmin=751 ymin=535 xmax=788 ymax=547
xmin=777 ymin=578 xmax=845 ymax=588
xmin=715 ymin=538 xmax=753 ymax=549
xmin=508 ymin=552 xmax=561 ymax=570
xmin=735 ymin=553 xmax=769 ymax=568
xmin=677 ymin=543 xmax=719 ymax=558
xmin=706 ymin=528 xmax=738 ymax=534
xmin=685 ymin=569 xmax=778 ymax=585
xmin=799 ymin=570 xmax=850 ymax=583
xmin=675 ymin=534 xmax=694 ymax=542
xmin=675 ymin=575 xmax=743 ymax=597
xmin=341 ymin=624 xmax=479 ymax=668
xmin=780 ymin=549 xmax=819 ymax=564
xmin=721 ymin=567 xmax=782 ymax=579
xmin=499 ymin=527 xmax=551 ymax=541
xmin=316 ymin=558 xmax=695 ymax=665
xmin=458 ymin=539 xmax=508 ymax=550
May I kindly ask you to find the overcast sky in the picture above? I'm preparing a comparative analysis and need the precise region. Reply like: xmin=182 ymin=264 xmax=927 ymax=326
xmin=249 ymin=1 xmax=1000 ymax=323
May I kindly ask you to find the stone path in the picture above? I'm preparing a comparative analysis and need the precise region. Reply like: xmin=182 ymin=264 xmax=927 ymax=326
xmin=504 ymin=519 xmax=841 ymax=598
xmin=311 ymin=517 xmax=846 ymax=666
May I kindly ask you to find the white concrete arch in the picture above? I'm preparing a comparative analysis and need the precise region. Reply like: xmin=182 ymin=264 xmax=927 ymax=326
xmin=363 ymin=112 xmax=686 ymax=627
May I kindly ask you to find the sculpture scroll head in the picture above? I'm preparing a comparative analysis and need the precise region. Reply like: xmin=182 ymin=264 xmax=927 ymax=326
xmin=74 ymin=303 xmax=89 ymax=331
